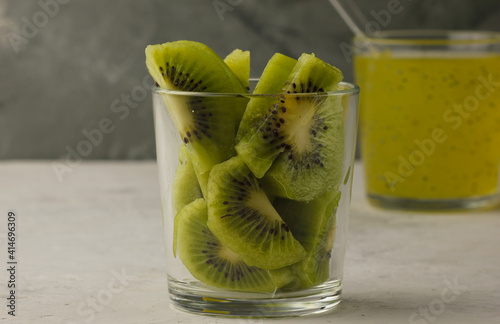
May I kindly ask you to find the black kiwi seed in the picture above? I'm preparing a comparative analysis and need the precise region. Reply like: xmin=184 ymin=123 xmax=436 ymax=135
xmin=174 ymin=93 xmax=218 ymax=142
xmin=212 ymin=164 xmax=298 ymax=260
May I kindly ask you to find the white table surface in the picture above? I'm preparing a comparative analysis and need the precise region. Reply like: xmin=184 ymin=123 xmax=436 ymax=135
xmin=0 ymin=161 xmax=499 ymax=324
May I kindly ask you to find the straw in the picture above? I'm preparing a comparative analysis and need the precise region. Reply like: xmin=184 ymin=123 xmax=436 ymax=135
xmin=344 ymin=0 xmax=370 ymax=29
xmin=328 ymin=0 xmax=367 ymax=37
xmin=328 ymin=0 xmax=378 ymax=52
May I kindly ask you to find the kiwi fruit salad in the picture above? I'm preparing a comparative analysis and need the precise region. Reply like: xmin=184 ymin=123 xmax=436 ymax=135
xmin=146 ymin=40 xmax=345 ymax=294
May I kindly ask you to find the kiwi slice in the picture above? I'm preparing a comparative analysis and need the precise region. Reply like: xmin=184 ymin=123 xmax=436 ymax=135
xmin=172 ymin=146 xmax=203 ymax=257
xmin=235 ymin=53 xmax=343 ymax=179
xmin=235 ymin=53 xmax=297 ymax=143
xmin=224 ymin=49 xmax=250 ymax=91
xmin=275 ymin=190 xmax=341 ymax=288
xmin=173 ymin=146 xmax=203 ymax=215
xmin=207 ymin=156 xmax=306 ymax=270
xmin=178 ymin=198 xmax=295 ymax=293
xmin=263 ymin=95 xmax=345 ymax=201
xmin=146 ymin=41 xmax=248 ymax=192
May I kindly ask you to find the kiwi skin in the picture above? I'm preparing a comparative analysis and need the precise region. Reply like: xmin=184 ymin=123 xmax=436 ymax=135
xmin=177 ymin=198 xmax=295 ymax=293
xmin=206 ymin=156 xmax=307 ymax=270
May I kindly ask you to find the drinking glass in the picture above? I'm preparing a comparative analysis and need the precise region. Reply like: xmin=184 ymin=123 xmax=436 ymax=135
xmin=152 ymin=81 xmax=359 ymax=317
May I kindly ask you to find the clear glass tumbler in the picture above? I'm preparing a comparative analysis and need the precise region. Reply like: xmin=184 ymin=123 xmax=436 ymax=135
xmin=354 ymin=30 xmax=500 ymax=210
xmin=152 ymin=81 xmax=359 ymax=317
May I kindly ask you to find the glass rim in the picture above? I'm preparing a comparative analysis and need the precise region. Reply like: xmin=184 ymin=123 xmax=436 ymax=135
xmin=152 ymin=80 xmax=359 ymax=97
xmin=353 ymin=29 xmax=500 ymax=46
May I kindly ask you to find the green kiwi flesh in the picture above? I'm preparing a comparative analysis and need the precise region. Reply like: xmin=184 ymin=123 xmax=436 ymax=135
xmin=235 ymin=53 xmax=343 ymax=178
xmin=207 ymin=156 xmax=307 ymax=270
xmin=263 ymin=95 xmax=345 ymax=201
xmin=224 ymin=49 xmax=250 ymax=91
xmin=275 ymin=190 xmax=341 ymax=288
xmin=146 ymin=41 xmax=248 ymax=191
xmin=172 ymin=146 xmax=203 ymax=257
xmin=173 ymin=146 xmax=203 ymax=215
xmin=177 ymin=198 xmax=295 ymax=293
xmin=235 ymin=53 xmax=297 ymax=143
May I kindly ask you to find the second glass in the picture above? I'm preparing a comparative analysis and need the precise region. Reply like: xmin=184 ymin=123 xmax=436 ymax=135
xmin=354 ymin=30 xmax=500 ymax=210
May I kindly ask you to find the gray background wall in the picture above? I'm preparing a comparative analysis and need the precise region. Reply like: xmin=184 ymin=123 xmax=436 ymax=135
xmin=1 ymin=0 xmax=500 ymax=160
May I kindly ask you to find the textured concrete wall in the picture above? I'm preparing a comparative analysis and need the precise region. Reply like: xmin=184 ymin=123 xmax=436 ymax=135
xmin=1 ymin=0 xmax=500 ymax=159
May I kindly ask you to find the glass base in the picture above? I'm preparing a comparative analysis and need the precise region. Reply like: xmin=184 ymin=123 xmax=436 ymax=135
xmin=367 ymin=193 xmax=500 ymax=211
xmin=168 ymin=278 xmax=342 ymax=318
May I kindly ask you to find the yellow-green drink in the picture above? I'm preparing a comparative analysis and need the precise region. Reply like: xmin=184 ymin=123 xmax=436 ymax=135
xmin=354 ymin=31 xmax=500 ymax=209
